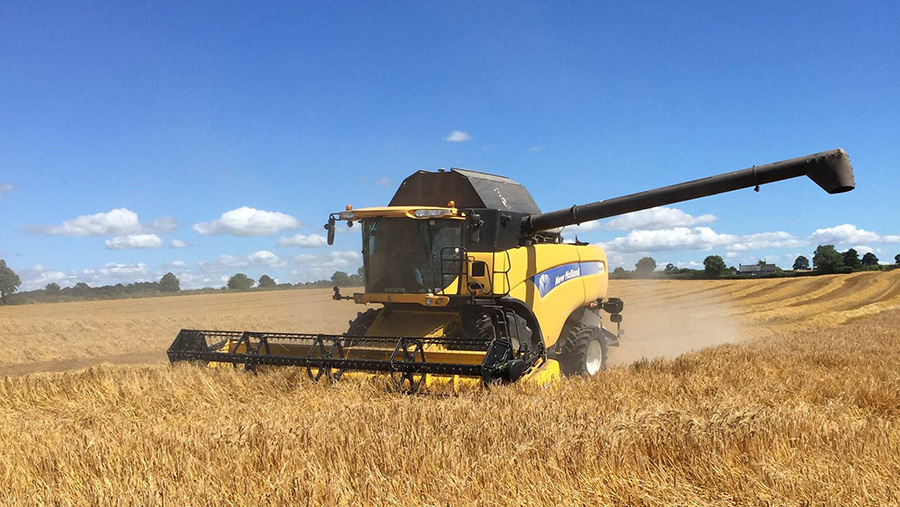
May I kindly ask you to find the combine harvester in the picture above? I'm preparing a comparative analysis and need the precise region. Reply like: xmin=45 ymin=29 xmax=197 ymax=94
xmin=169 ymin=149 xmax=855 ymax=391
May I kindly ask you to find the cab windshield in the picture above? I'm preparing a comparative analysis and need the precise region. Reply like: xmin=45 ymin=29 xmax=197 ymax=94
xmin=363 ymin=217 xmax=463 ymax=293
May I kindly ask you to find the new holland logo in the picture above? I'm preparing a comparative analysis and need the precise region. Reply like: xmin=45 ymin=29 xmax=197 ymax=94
xmin=532 ymin=262 xmax=582 ymax=298
xmin=537 ymin=273 xmax=551 ymax=295
xmin=531 ymin=261 xmax=604 ymax=298
xmin=554 ymin=268 xmax=580 ymax=286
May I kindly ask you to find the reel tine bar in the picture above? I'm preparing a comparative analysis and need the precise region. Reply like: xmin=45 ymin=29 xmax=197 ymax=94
xmin=167 ymin=329 xmax=526 ymax=389
xmin=389 ymin=338 xmax=428 ymax=393
xmin=305 ymin=334 xmax=347 ymax=382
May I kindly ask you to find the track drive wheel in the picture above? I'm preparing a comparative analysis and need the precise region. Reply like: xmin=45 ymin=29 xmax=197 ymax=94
xmin=557 ymin=324 xmax=607 ymax=376
xmin=344 ymin=308 xmax=380 ymax=342
xmin=465 ymin=310 xmax=534 ymax=354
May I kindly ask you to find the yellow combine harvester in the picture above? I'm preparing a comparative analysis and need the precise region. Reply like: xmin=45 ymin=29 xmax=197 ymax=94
xmin=169 ymin=149 xmax=855 ymax=391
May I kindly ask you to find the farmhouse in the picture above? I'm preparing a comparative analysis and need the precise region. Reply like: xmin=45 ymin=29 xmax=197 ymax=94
xmin=739 ymin=263 xmax=777 ymax=276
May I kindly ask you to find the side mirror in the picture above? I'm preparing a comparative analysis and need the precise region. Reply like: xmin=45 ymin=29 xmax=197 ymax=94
xmin=467 ymin=213 xmax=483 ymax=243
xmin=325 ymin=217 xmax=336 ymax=245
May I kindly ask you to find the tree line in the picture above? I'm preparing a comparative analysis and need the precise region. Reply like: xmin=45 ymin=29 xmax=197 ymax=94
xmin=801 ymin=246 xmax=884 ymax=274
xmin=0 ymin=260 xmax=366 ymax=305
xmin=610 ymin=248 xmax=900 ymax=280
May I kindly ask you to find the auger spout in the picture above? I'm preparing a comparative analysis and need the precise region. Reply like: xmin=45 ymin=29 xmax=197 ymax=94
xmin=521 ymin=148 xmax=855 ymax=234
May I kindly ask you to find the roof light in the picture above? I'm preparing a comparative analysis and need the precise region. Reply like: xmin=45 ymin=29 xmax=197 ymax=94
xmin=414 ymin=209 xmax=452 ymax=218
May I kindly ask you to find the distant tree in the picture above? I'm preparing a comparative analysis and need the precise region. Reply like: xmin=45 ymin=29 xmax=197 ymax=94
xmin=703 ymin=255 xmax=727 ymax=278
xmin=331 ymin=271 xmax=352 ymax=287
xmin=813 ymin=245 xmax=843 ymax=273
xmin=73 ymin=282 xmax=91 ymax=297
xmin=258 ymin=274 xmax=277 ymax=288
xmin=159 ymin=272 xmax=181 ymax=292
xmin=757 ymin=259 xmax=767 ymax=266
xmin=793 ymin=255 xmax=810 ymax=271
xmin=612 ymin=267 xmax=626 ymax=274
xmin=726 ymin=266 xmax=738 ymax=275
xmin=0 ymin=260 xmax=21 ymax=303
xmin=861 ymin=252 xmax=879 ymax=266
xmin=842 ymin=248 xmax=861 ymax=269
xmin=227 ymin=273 xmax=254 ymax=290
xmin=664 ymin=263 xmax=677 ymax=273
xmin=896 ymin=254 xmax=900 ymax=265
xmin=634 ymin=257 xmax=657 ymax=275
xmin=45 ymin=282 xmax=61 ymax=294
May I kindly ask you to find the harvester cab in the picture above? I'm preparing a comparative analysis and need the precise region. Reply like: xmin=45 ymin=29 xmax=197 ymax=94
xmin=169 ymin=149 xmax=855 ymax=392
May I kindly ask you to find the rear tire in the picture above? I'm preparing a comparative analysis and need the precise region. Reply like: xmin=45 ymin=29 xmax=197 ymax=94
xmin=557 ymin=324 xmax=607 ymax=376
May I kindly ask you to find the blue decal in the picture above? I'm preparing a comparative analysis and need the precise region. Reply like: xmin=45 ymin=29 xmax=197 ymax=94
xmin=531 ymin=261 xmax=605 ymax=298
xmin=580 ymin=261 xmax=603 ymax=276
xmin=532 ymin=262 xmax=581 ymax=298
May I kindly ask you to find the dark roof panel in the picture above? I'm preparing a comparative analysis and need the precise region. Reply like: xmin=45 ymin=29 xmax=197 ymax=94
xmin=389 ymin=168 xmax=541 ymax=214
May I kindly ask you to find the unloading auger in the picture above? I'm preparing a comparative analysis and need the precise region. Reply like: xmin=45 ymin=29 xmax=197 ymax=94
xmin=169 ymin=148 xmax=855 ymax=391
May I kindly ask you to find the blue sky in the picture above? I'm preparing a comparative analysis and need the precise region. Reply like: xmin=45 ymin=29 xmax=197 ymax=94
xmin=1 ymin=1 xmax=898 ymax=289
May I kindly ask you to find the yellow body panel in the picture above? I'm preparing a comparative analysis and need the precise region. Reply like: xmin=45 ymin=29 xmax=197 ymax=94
xmin=359 ymin=243 xmax=607 ymax=360
xmin=466 ymin=244 xmax=608 ymax=348
xmin=366 ymin=307 xmax=456 ymax=338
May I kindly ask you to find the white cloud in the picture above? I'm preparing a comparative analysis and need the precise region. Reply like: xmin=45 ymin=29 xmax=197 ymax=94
xmin=293 ymin=251 xmax=362 ymax=282
xmin=851 ymin=245 xmax=874 ymax=256
xmin=809 ymin=224 xmax=900 ymax=245
xmin=607 ymin=207 xmax=717 ymax=231
xmin=528 ymin=146 xmax=541 ymax=152
xmin=569 ymin=207 xmax=717 ymax=234
xmin=599 ymin=227 xmax=739 ymax=254
xmin=149 ymin=217 xmax=179 ymax=233
xmin=171 ymin=239 xmax=191 ymax=249
xmin=175 ymin=271 xmax=229 ymax=290
xmin=566 ymin=221 xmax=605 ymax=233
xmin=105 ymin=234 xmax=164 ymax=250
xmin=445 ymin=130 xmax=472 ymax=143
xmin=729 ymin=231 xmax=808 ymax=251
xmin=25 ymin=208 xmax=142 ymax=236
xmin=23 ymin=208 xmax=176 ymax=237
xmin=22 ymin=261 xmax=231 ymax=291
xmin=597 ymin=223 xmax=899 ymax=258
xmin=71 ymin=263 xmax=153 ymax=287
xmin=0 ymin=183 xmax=14 ymax=198
xmin=192 ymin=207 xmax=301 ymax=236
xmin=278 ymin=233 xmax=328 ymax=248
xmin=198 ymin=250 xmax=286 ymax=272
xmin=247 ymin=250 xmax=284 ymax=267
xmin=19 ymin=263 xmax=157 ymax=290
xmin=21 ymin=263 xmax=155 ymax=290
xmin=19 ymin=265 xmax=73 ymax=291
xmin=93 ymin=262 xmax=150 ymax=277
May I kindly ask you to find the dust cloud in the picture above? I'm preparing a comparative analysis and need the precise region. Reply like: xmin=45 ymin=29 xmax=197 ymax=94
xmin=606 ymin=281 xmax=744 ymax=366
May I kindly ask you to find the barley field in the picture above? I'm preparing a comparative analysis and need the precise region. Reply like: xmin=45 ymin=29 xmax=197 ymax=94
xmin=1 ymin=271 xmax=899 ymax=505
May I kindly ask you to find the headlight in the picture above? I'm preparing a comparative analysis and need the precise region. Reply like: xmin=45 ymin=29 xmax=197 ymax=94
xmin=413 ymin=209 xmax=452 ymax=218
